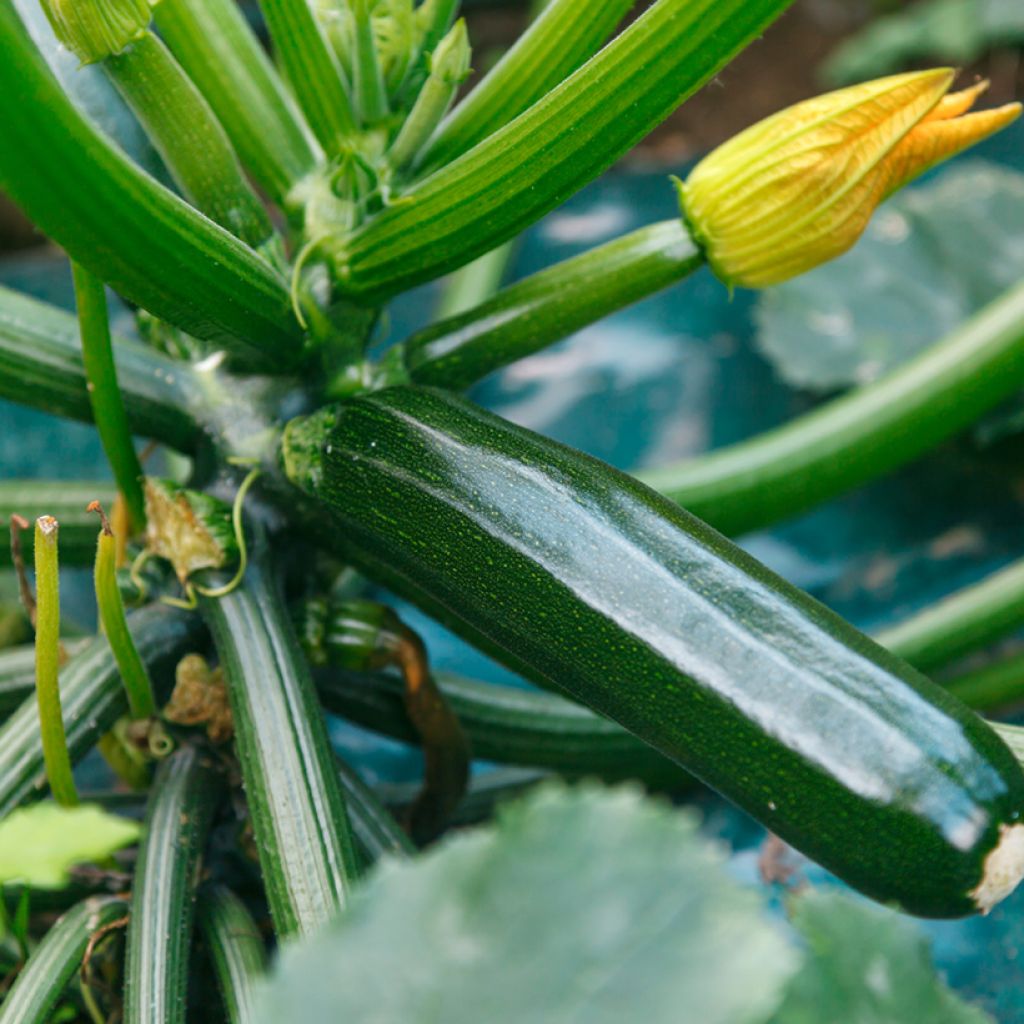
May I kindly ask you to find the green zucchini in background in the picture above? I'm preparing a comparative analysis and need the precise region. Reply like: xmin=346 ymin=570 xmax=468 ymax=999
xmin=282 ymin=385 xmax=1024 ymax=919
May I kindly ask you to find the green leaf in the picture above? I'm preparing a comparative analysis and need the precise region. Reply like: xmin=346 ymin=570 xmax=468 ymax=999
xmin=257 ymin=783 xmax=797 ymax=1024
xmin=773 ymin=891 xmax=993 ymax=1024
xmin=0 ymin=802 xmax=141 ymax=889
xmin=754 ymin=162 xmax=1024 ymax=392
xmin=824 ymin=0 xmax=1024 ymax=86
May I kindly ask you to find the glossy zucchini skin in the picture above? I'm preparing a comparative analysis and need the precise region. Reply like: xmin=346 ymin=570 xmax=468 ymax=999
xmin=282 ymin=386 xmax=1024 ymax=918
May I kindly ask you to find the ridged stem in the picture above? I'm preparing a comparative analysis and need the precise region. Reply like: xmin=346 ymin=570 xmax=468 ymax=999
xmin=92 ymin=521 xmax=156 ymax=718
xmin=351 ymin=0 xmax=388 ymax=123
xmin=403 ymin=220 xmax=702 ymax=389
xmin=154 ymin=0 xmax=320 ymax=207
xmin=257 ymin=0 xmax=357 ymax=153
xmin=33 ymin=517 xmax=77 ymax=807
xmin=336 ymin=756 xmax=415 ymax=862
xmin=318 ymin=668 xmax=686 ymax=786
xmin=0 ymin=5 xmax=302 ymax=369
xmin=330 ymin=0 xmax=794 ymax=301
xmin=638 ymin=279 xmax=1024 ymax=535
xmin=0 ymin=896 xmax=129 ymax=1024
xmin=201 ymin=558 xmax=359 ymax=940
xmin=419 ymin=0 xmax=635 ymax=171
xmin=197 ymin=886 xmax=267 ymax=1024
xmin=104 ymin=32 xmax=275 ymax=249
xmin=71 ymin=263 xmax=147 ymax=530
xmin=124 ymin=747 xmax=223 ymax=1024
xmin=0 ymin=605 xmax=201 ymax=817
xmin=0 ymin=286 xmax=203 ymax=454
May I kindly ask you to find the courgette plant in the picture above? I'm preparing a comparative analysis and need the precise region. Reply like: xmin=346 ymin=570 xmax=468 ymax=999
xmin=1 ymin=0 xmax=1024 ymax=1019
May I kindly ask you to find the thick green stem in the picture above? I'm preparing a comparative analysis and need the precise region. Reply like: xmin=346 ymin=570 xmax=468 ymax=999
xmin=419 ymin=0 xmax=635 ymax=171
xmin=33 ymin=517 xmax=77 ymax=807
xmin=638 ymin=279 xmax=1024 ymax=536
xmin=435 ymin=241 xmax=517 ymax=320
xmin=948 ymin=654 xmax=1024 ymax=713
xmin=0 ymin=605 xmax=201 ymax=817
xmin=330 ymin=0 xmax=793 ymax=301
xmin=876 ymin=557 xmax=1024 ymax=673
xmin=92 ymin=525 xmax=157 ymax=719
xmin=155 ymin=0 xmax=320 ymax=207
xmin=72 ymin=263 xmax=147 ymax=530
xmin=104 ymin=32 xmax=275 ymax=249
xmin=0 ymin=287 xmax=204 ymax=455
xmin=403 ymin=220 xmax=702 ymax=389
xmin=124 ymin=747 xmax=223 ymax=1024
xmin=197 ymin=886 xmax=267 ymax=1024
xmin=0 ymin=5 xmax=302 ymax=370
xmin=257 ymin=0 xmax=357 ymax=154
xmin=0 ymin=896 xmax=129 ymax=1024
xmin=318 ymin=668 xmax=687 ymax=786
xmin=0 ymin=482 xmax=116 ymax=569
xmin=351 ymin=0 xmax=388 ymax=123
xmin=201 ymin=557 xmax=359 ymax=940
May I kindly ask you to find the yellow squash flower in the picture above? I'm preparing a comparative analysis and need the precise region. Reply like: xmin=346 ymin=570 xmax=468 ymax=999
xmin=680 ymin=70 xmax=1021 ymax=289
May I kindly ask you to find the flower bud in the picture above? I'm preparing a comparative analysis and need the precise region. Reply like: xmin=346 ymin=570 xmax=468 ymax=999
xmin=41 ymin=0 xmax=158 ymax=65
xmin=680 ymin=70 xmax=1021 ymax=288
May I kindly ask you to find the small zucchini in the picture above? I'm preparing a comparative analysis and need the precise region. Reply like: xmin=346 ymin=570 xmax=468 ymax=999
xmin=282 ymin=386 xmax=1024 ymax=918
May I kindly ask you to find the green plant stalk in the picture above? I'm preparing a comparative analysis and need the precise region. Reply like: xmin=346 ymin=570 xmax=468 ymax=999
xmin=257 ymin=0 xmax=357 ymax=153
xmin=876 ymin=557 xmax=1024 ymax=673
xmin=948 ymin=653 xmax=1024 ymax=713
xmin=330 ymin=0 xmax=793 ymax=301
xmin=124 ymin=747 xmax=223 ymax=1024
xmin=0 ymin=482 xmax=116 ymax=569
xmin=0 ymin=895 xmax=129 ymax=1024
xmin=435 ymin=240 xmax=517 ymax=320
xmin=419 ymin=0 xmax=635 ymax=171
xmin=93 ymin=527 xmax=157 ymax=719
xmin=71 ymin=263 xmax=147 ymax=529
xmin=377 ymin=765 xmax=546 ymax=828
xmin=417 ymin=0 xmax=457 ymax=54
xmin=0 ymin=6 xmax=301 ymax=370
xmin=387 ymin=27 xmax=465 ymax=170
xmin=33 ymin=517 xmax=77 ymax=807
xmin=197 ymin=886 xmax=267 ymax=1024
xmin=403 ymin=220 xmax=702 ymax=388
xmin=154 ymin=0 xmax=320 ymax=207
xmin=318 ymin=667 xmax=687 ymax=786
xmin=0 ymin=605 xmax=200 ymax=817
xmin=0 ymin=287 xmax=204 ymax=454
xmin=351 ymin=0 xmax=388 ymax=123
xmin=336 ymin=756 xmax=415 ymax=862
xmin=639 ymin=278 xmax=1024 ymax=536
xmin=104 ymin=32 xmax=275 ymax=249
xmin=200 ymin=558 xmax=359 ymax=940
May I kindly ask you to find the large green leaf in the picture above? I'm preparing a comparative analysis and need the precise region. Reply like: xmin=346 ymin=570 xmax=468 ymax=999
xmin=257 ymin=783 xmax=797 ymax=1024
xmin=824 ymin=0 xmax=1024 ymax=86
xmin=0 ymin=802 xmax=141 ymax=889
xmin=754 ymin=162 xmax=1024 ymax=392
xmin=774 ymin=891 xmax=993 ymax=1024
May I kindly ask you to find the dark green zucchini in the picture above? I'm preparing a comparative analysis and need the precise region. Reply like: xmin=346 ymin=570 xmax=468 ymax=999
xmin=282 ymin=386 xmax=1024 ymax=918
